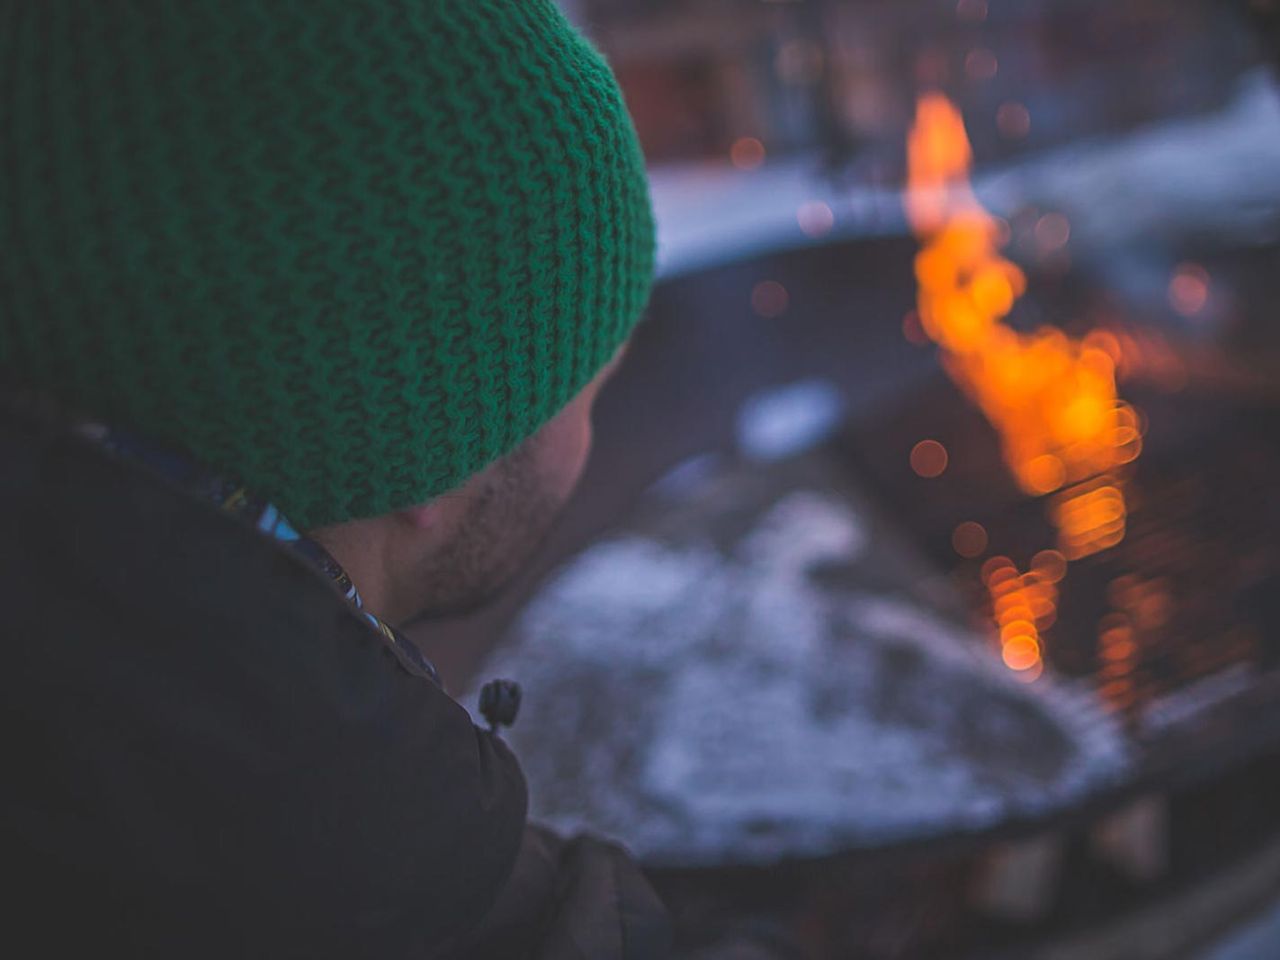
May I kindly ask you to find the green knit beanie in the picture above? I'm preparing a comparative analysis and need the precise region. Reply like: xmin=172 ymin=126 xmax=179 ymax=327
xmin=0 ymin=0 xmax=654 ymax=528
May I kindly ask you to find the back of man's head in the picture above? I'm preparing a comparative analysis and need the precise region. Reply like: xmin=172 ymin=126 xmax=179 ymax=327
xmin=0 ymin=0 xmax=654 ymax=529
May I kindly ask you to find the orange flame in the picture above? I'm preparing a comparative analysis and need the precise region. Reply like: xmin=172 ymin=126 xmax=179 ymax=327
xmin=906 ymin=93 xmax=1144 ymax=676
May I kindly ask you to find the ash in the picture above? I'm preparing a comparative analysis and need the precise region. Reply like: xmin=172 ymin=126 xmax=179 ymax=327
xmin=469 ymin=490 xmax=1130 ymax=867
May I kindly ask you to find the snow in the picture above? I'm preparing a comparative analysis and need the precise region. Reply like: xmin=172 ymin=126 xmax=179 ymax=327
xmin=648 ymin=157 xmax=903 ymax=278
xmin=736 ymin=379 xmax=846 ymax=463
xmin=649 ymin=69 xmax=1280 ymax=290
xmin=1141 ymin=664 xmax=1259 ymax=738
xmin=982 ymin=70 xmax=1280 ymax=258
xmin=468 ymin=490 xmax=1130 ymax=867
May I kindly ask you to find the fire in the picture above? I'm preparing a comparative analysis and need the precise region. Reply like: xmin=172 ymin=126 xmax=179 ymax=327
xmin=906 ymin=93 xmax=1144 ymax=676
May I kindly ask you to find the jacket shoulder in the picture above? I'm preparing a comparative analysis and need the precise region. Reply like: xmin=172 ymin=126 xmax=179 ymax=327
xmin=1 ymin=413 xmax=527 ymax=956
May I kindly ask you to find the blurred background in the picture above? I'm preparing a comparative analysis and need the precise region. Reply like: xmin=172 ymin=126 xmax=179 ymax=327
xmin=412 ymin=2 xmax=1280 ymax=957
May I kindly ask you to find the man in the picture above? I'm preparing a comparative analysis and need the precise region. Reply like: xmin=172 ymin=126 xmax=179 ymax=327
xmin=1 ymin=1 xmax=668 ymax=956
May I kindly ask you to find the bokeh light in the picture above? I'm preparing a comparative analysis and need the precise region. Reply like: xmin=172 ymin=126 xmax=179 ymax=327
xmin=982 ymin=555 xmax=1015 ymax=584
xmin=1169 ymin=262 xmax=1210 ymax=317
xmin=1002 ymin=634 xmax=1041 ymax=671
xmin=952 ymin=521 xmax=989 ymax=558
xmin=750 ymin=280 xmax=789 ymax=318
xmin=1031 ymin=549 xmax=1068 ymax=583
xmin=902 ymin=309 xmax=930 ymax=346
xmin=910 ymin=439 xmax=950 ymax=478
xmin=797 ymin=201 xmax=835 ymax=238
xmin=730 ymin=136 xmax=766 ymax=170
xmin=1034 ymin=212 xmax=1071 ymax=253
xmin=965 ymin=48 xmax=999 ymax=81
xmin=996 ymin=101 xmax=1031 ymax=139
xmin=1025 ymin=454 xmax=1067 ymax=494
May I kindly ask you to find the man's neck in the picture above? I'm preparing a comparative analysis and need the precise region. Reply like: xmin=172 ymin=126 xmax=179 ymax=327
xmin=310 ymin=518 xmax=404 ymax=624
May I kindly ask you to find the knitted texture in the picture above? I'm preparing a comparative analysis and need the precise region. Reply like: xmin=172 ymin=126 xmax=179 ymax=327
xmin=0 ymin=0 xmax=654 ymax=527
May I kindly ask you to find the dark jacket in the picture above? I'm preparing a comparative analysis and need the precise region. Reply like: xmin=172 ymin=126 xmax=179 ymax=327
xmin=1 ymin=409 xmax=669 ymax=958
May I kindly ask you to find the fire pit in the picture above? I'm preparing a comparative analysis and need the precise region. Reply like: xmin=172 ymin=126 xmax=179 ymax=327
xmin=451 ymin=150 xmax=1278 ymax=960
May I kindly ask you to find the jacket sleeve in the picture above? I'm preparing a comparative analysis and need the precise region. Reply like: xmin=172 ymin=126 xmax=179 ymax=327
xmin=442 ymin=824 xmax=672 ymax=960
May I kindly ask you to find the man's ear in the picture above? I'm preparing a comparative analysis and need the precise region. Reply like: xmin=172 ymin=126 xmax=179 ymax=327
xmin=394 ymin=463 xmax=490 ymax=534
xmin=395 ymin=501 xmax=439 ymax=531
xmin=395 ymin=488 xmax=475 ymax=533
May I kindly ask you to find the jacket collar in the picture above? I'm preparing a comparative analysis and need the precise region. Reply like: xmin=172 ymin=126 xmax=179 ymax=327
xmin=75 ymin=420 xmax=440 ymax=686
